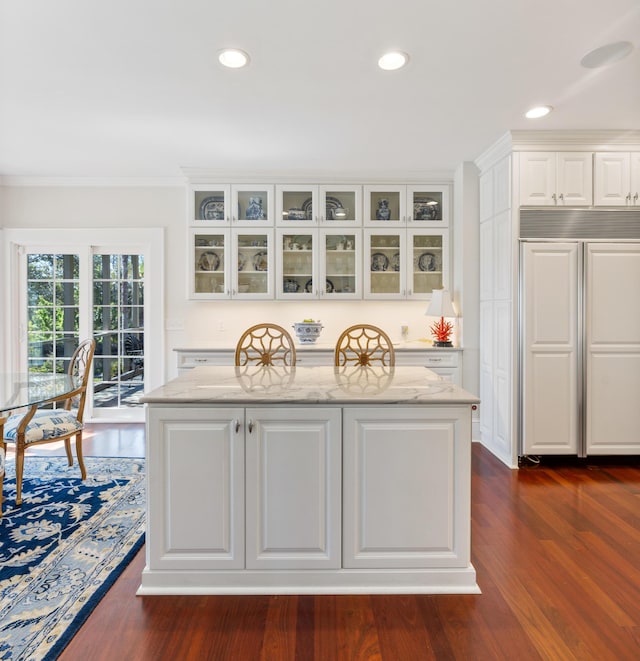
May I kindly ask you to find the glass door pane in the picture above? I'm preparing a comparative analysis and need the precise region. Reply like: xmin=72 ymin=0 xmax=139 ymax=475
xmin=26 ymin=253 xmax=80 ymax=375
xmin=192 ymin=186 xmax=229 ymax=224
xmin=365 ymin=231 xmax=403 ymax=298
xmin=93 ymin=253 xmax=145 ymax=409
xmin=193 ymin=232 xmax=227 ymax=296
xmin=410 ymin=232 xmax=444 ymax=295
xmin=279 ymin=231 xmax=315 ymax=297
xmin=322 ymin=231 xmax=359 ymax=297
xmin=236 ymin=232 xmax=271 ymax=297
xmin=277 ymin=185 xmax=316 ymax=224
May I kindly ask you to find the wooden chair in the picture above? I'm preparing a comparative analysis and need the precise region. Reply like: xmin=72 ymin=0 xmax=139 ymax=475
xmin=334 ymin=324 xmax=395 ymax=367
xmin=3 ymin=338 xmax=96 ymax=506
xmin=235 ymin=324 xmax=296 ymax=366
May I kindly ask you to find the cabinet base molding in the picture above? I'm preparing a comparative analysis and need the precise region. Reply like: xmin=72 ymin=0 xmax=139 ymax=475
xmin=137 ymin=566 xmax=479 ymax=595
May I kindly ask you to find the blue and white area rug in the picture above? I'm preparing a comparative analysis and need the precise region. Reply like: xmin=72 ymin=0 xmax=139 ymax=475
xmin=0 ymin=456 xmax=145 ymax=661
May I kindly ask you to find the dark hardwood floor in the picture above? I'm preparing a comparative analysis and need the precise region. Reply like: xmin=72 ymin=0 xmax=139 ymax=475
xmin=26 ymin=424 xmax=640 ymax=660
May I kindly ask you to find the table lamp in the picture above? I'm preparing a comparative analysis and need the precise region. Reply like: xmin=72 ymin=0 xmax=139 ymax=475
xmin=425 ymin=288 xmax=456 ymax=347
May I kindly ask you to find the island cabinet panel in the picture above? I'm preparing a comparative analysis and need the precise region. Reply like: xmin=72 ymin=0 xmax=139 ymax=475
xmin=146 ymin=407 xmax=245 ymax=570
xmin=343 ymin=407 xmax=471 ymax=569
xmin=245 ymin=408 xmax=342 ymax=569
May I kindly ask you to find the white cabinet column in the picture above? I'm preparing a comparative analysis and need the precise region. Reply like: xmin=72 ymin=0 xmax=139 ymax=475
xmin=521 ymin=243 xmax=579 ymax=455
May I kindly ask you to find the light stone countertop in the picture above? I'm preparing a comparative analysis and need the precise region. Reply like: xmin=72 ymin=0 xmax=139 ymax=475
xmin=174 ymin=340 xmax=463 ymax=353
xmin=142 ymin=365 xmax=479 ymax=406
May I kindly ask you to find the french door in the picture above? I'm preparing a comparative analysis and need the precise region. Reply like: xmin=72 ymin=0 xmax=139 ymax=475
xmin=4 ymin=228 xmax=164 ymax=422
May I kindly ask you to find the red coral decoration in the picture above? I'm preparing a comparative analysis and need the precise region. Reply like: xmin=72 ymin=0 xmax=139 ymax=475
xmin=430 ymin=316 xmax=454 ymax=344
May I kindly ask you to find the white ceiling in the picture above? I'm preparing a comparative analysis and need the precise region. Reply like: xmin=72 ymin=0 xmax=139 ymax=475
xmin=1 ymin=0 xmax=639 ymax=179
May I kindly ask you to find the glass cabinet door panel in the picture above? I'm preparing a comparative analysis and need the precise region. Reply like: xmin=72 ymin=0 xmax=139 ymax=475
xmin=193 ymin=232 xmax=227 ymax=297
xmin=364 ymin=230 xmax=405 ymax=299
xmin=233 ymin=185 xmax=273 ymax=225
xmin=322 ymin=230 xmax=360 ymax=298
xmin=277 ymin=185 xmax=317 ymax=224
xmin=320 ymin=186 xmax=361 ymax=225
xmin=234 ymin=231 xmax=272 ymax=298
xmin=409 ymin=231 xmax=448 ymax=298
xmin=192 ymin=186 xmax=230 ymax=225
xmin=364 ymin=185 xmax=406 ymax=225
xmin=407 ymin=185 xmax=449 ymax=226
xmin=278 ymin=231 xmax=316 ymax=298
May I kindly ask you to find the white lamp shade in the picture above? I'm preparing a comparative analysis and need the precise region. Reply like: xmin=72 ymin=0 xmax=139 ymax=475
xmin=425 ymin=289 xmax=456 ymax=317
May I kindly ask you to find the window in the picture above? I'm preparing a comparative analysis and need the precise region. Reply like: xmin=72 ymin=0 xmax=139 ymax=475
xmin=93 ymin=253 xmax=145 ymax=409
xmin=27 ymin=253 xmax=80 ymax=374
xmin=3 ymin=228 xmax=164 ymax=422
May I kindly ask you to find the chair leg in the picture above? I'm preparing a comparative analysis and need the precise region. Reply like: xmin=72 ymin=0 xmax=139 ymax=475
xmin=15 ymin=448 xmax=25 ymax=506
xmin=65 ymin=438 xmax=73 ymax=467
xmin=76 ymin=432 xmax=87 ymax=480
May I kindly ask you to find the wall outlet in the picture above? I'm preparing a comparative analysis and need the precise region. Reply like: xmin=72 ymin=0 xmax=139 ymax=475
xmin=401 ymin=324 xmax=409 ymax=339
xmin=217 ymin=320 xmax=225 ymax=331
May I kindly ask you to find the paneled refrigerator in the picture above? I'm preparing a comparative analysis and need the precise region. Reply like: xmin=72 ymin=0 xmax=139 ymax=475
xmin=520 ymin=240 xmax=640 ymax=457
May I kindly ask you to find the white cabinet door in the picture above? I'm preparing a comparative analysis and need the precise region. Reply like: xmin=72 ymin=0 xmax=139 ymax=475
xmin=232 ymin=229 xmax=274 ymax=299
xmin=147 ymin=407 xmax=245 ymax=569
xmin=276 ymin=228 xmax=319 ymax=298
xmin=320 ymin=228 xmax=362 ymax=299
xmin=519 ymin=152 xmax=557 ymax=205
xmin=521 ymin=243 xmax=579 ymax=455
xmin=556 ymin=152 xmax=593 ymax=205
xmin=631 ymin=153 xmax=640 ymax=205
xmin=363 ymin=229 xmax=406 ymax=299
xmin=519 ymin=152 xmax=592 ymax=206
xmin=594 ymin=152 xmax=631 ymax=206
xmin=407 ymin=229 xmax=449 ymax=298
xmin=190 ymin=229 xmax=231 ymax=299
xmin=343 ymin=406 xmax=472 ymax=569
xmin=245 ymin=407 xmax=342 ymax=569
xmin=586 ymin=243 xmax=640 ymax=454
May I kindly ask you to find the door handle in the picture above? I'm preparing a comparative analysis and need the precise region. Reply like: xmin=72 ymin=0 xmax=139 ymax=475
xmin=248 ymin=420 xmax=253 ymax=433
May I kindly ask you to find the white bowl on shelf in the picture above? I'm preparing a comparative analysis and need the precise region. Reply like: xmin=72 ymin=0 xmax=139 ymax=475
xmin=292 ymin=321 xmax=323 ymax=344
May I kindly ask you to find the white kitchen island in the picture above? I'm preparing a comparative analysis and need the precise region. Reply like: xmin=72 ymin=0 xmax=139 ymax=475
xmin=138 ymin=365 xmax=480 ymax=595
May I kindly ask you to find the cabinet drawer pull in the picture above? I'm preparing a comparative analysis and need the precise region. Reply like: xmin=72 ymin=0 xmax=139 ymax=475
xmin=194 ymin=358 xmax=208 ymax=363
xmin=428 ymin=357 xmax=442 ymax=363
xmin=234 ymin=419 xmax=240 ymax=433
xmin=248 ymin=420 xmax=253 ymax=433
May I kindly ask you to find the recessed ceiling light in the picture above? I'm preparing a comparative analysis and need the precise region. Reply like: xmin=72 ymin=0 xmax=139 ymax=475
xmin=525 ymin=105 xmax=553 ymax=119
xmin=218 ymin=49 xmax=250 ymax=69
xmin=378 ymin=51 xmax=409 ymax=71
xmin=580 ymin=41 xmax=633 ymax=69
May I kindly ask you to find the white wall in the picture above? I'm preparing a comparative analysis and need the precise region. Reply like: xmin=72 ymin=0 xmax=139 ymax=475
xmin=0 ymin=183 xmax=474 ymax=386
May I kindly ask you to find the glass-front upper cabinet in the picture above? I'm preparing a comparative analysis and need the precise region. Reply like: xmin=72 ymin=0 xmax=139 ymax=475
xmin=406 ymin=185 xmax=450 ymax=226
xmin=320 ymin=229 xmax=361 ymax=299
xmin=363 ymin=185 xmax=406 ymax=226
xmin=232 ymin=230 xmax=274 ymax=299
xmin=407 ymin=229 xmax=449 ymax=298
xmin=190 ymin=230 xmax=273 ymax=299
xmin=363 ymin=229 xmax=406 ymax=299
xmin=276 ymin=185 xmax=361 ymax=225
xmin=191 ymin=230 xmax=229 ymax=298
xmin=364 ymin=184 xmax=450 ymax=227
xmin=276 ymin=229 xmax=318 ymax=299
xmin=190 ymin=184 xmax=274 ymax=226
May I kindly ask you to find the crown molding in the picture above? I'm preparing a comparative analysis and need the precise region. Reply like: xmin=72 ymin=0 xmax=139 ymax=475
xmin=0 ymin=176 xmax=186 ymax=188
xmin=473 ymin=132 xmax=513 ymax=173
xmin=180 ymin=167 xmax=454 ymax=185
xmin=509 ymin=129 xmax=640 ymax=151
